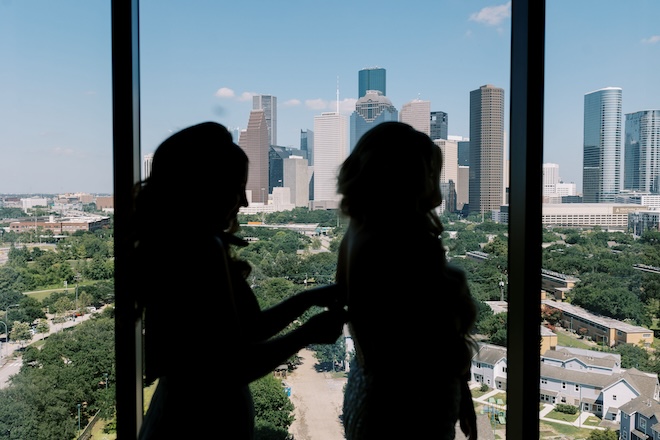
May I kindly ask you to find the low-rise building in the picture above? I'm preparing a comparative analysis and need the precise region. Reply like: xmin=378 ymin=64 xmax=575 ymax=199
xmin=541 ymin=299 xmax=654 ymax=348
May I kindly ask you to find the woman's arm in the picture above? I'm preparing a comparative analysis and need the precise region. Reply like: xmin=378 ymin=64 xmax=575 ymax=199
xmin=253 ymin=284 xmax=345 ymax=340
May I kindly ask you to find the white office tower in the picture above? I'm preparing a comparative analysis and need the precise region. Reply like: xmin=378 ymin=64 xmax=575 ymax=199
xmin=556 ymin=182 xmax=577 ymax=197
xmin=434 ymin=139 xmax=458 ymax=185
xmin=583 ymin=87 xmax=622 ymax=203
xmin=312 ymin=112 xmax=348 ymax=208
xmin=283 ymin=155 xmax=310 ymax=207
xmin=399 ymin=99 xmax=431 ymax=135
xmin=143 ymin=153 xmax=154 ymax=179
xmin=543 ymin=163 xmax=560 ymax=196
xmin=624 ymin=110 xmax=660 ymax=193
xmin=253 ymin=94 xmax=277 ymax=147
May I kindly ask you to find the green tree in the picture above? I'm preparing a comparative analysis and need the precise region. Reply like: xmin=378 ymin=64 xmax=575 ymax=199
xmin=478 ymin=312 xmax=508 ymax=347
xmin=10 ymin=321 xmax=32 ymax=345
xmin=587 ymin=428 xmax=618 ymax=440
xmin=250 ymin=374 xmax=295 ymax=440
xmin=311 ymin=335 xmax=346 ymax=370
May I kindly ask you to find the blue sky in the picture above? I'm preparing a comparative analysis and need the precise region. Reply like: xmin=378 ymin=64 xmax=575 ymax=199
xmin=1 ymin=1 xmax=658 ymax=195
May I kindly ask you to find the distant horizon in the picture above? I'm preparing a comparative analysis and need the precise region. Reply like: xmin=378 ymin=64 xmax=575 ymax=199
xmin=1 ymin=1 xmax=658 ymax=195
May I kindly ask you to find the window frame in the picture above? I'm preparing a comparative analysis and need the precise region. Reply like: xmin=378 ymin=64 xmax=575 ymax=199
xmin=111 ymin=0 xmax=545 ymax=438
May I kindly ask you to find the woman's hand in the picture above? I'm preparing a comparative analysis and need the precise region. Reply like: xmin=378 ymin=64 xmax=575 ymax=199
xmin=302 ymin=284 xmax=347 ymax=310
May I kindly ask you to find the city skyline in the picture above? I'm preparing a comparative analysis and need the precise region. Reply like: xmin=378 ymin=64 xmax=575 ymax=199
xmin=1 ymin=1 xmax=659 ymax=194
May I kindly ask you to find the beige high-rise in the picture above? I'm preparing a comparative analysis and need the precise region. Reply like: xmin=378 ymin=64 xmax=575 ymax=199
xmin=239 ymin=109 xmax=270 ymax=204
xmin=468 ymin=84 xmax=504 ymax=215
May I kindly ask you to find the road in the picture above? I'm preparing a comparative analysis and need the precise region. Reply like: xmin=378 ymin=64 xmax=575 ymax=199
xmin=287 ymin=348 xmax=347 ymax=440
xmin=0 ymin=309 xmax=99 ymax=389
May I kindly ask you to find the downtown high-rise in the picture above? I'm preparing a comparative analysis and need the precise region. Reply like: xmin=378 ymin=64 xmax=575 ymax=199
xmin=358 ymin=67 xmax=386 ymax=98
xmin=253 ymin=94 xmax=277 ymax=147
xmin=430 ymin=111 xmax=448 ymax=140
xmin=312 ymin=112 xmax=348 ymax=207
xmin=399 ymin=98 xmax=431 ymax=135
xmin=350 ymin=90 xmax=398 ymax=152
xmin=583 ymin=87 xmax=622 ymax=203
xmin=239 ymin=109 xmax=270 ymax=203
xmin=468 ymin=84 xmax=505 ymax=215
xmin=624 ymin=109 xmax=660 ymax=194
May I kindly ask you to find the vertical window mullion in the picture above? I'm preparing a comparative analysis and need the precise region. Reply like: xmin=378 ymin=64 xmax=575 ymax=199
xmin=112 ymin=0 xmax=143 ymax=437
xmin=507 ymin=0 xmax=545 ymax=438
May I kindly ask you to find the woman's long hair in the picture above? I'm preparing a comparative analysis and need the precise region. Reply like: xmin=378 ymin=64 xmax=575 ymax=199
xmin=337 ymin=121 xmax=444 ymax=236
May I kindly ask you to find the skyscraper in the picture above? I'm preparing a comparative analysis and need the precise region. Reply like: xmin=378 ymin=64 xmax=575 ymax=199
xmin=239 ymin=109 xmax=270 ymax=203
xmin=624 ymin=110 xmax=660 ymax=193
xmin=143 ymin=153 xmax=154 ymax=179
xmin=283 ymin=155 xmax=310 ymax=207
xmin=583 ymin=87 xmax=623 ymax=203
xmin=399 ymin=99 xmax=431 ymax=135
xmin=253 ymin=94 xmax=277 ymax=147
xmin=430 ymin=111 xmax=448 ymax=140
xmin=434 ymin=137 xmax=457 ymax=179
xmin=313 ymin=112 xmax=348 ymax=207
xmin=358 ymin=67 xmax=386 ymax=98
xmin=350 ymin=90 xmax=398 ymax=152
xmin=543 ymin=163 xmax=560 ymax=196
xmin=468 ymin=84 xmax=505 ymax=214
xmin=300 ymin=129 xmax=314 ymax=166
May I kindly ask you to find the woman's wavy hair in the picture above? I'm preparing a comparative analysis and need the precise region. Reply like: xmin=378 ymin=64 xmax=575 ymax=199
xmin=132 ymin=121 xmax=248 ymax=243
xmin=337 ymin=121 xmax=444 ymax=235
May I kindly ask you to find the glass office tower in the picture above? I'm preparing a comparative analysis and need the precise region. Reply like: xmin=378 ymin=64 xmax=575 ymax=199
xmin=624 ymin=110 xmax=660 ymax=193
xmin=349 ymin=91 xmax=398 ymax=152
xmin=582 ymin=87 xmax=622 ymax=203
xmin=358 ymin=67 xmax=386 ymax=98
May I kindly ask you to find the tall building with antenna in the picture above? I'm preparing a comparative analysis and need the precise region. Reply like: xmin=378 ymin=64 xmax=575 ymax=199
xmin=313 ymin=112 xmax=348 ymax=208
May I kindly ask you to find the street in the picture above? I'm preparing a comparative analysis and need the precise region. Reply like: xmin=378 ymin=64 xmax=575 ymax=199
xmin=0 ymin=309 xmax=99 ymax=389
xmin=287 ymin=348 xmax=347 ymax=440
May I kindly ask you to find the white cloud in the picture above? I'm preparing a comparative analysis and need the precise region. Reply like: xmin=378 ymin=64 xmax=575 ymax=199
xmin=641 ymin=35 xmax=660 ymax=44
xmin=238 ymin=91 xmax=255 ymax=102
xmin=469 ymin=1 xmax=511 ymax=26
xmin=282 ymin=99 xmax=301 ymax=107
xmin=304 ymin=97 xmax=357 ymax=113
xmin=339 ymin=98 xmax=357 ymax=114
xmin=51 ymin=147 xmax=75 ymax=156
xmin=214 ymin=87 xmax=235 ymax=98
xmin=305 ymin=98 xmax=328 ymax=110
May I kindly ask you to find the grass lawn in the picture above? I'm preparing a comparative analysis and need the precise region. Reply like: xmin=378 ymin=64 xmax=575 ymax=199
xmin=545 ymin=408 xmax=580 ymax=423
xmin=87 ymin=381 xmax=159 ymax=440
xmin=555 ymin=331 xmax=593 ymax=349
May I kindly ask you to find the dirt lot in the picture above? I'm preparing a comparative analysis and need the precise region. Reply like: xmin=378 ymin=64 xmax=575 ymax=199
xmin=286 ymin=348 xmax=347 ymax=440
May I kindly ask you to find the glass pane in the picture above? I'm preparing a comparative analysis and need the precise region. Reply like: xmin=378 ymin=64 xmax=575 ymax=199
xmin=138 ymin=1 xmax=511 ymax=439
xmin=544 ymin=1 xmax=658 ymax=438
xmin=0 ymin=1 xmax=115 ymax=438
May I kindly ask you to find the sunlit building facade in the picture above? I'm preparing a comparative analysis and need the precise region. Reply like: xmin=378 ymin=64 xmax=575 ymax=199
xmin=312 ymin=112 xmax=348 ymax=207
xmin=468 ymin=84 xmax=505 ymax=214
xmin=624 ymin=109 xmax=660 ymax=194
xmin=583 ymin=87 xmax=623 ymax=203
